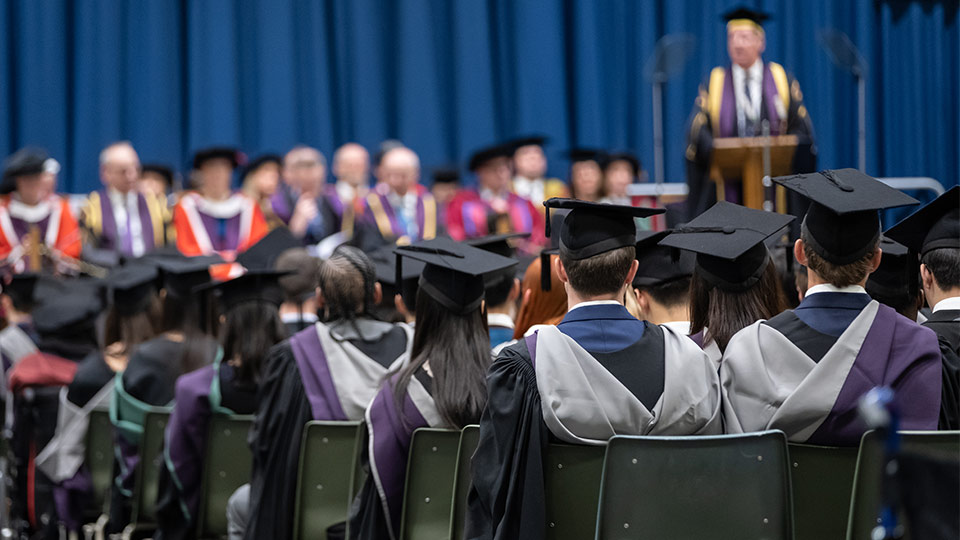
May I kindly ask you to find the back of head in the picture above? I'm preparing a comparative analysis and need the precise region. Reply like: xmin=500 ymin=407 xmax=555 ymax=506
xmin=221 ymin=301 xmax=285 ymax=386
xmin=638 ymin=277 xmax=692 ymax=310
xmin=514 ymin=254 xmax=568 ymax=338
xmin=318 ymin=245 xmax=377 ymax=322
xmin=923 ymin=248 xmax=960 ymax=292
xmin=275 ymin=248 xmax=321 ymax=304
xmin=560 ymin=246 xmax=636 ymax=297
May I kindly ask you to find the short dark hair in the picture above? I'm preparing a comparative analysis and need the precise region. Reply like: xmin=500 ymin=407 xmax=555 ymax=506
xmin=275 ymin=248 xmax=321 ymax=303
xmin=923 ymin=248 xmax=960 ymax=289
xmin=637 ymin=277 xmax=691 ymax=309
xmin=560 ymin=246 xmax=635 ymax=297
xmin=484 ymin=269 xmax=516 ymax=308
xmin=802 ymin=230 xmax=879 ymax=287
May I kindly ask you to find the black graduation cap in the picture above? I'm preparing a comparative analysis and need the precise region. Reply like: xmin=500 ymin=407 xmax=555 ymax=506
xmin=604 ymin=152 xmax=641 ymax=176
xmin=465 ymin=232 xmax=530 ymax=258
xmin=393 ymin=237 xmax=517 ymax=314
xmin=2 ymin=273 xmax=39 ymax=311
xmin=568 ymin=148 xmax=607 ymax=165
xmin=242 ymin=154 xmax=282 ymax=179
xmin=633 ymin=230 xmax=695 ymax=287
xmin=192 ymin=147 xmax=244 ymax=170
xmin=141 ymin=164 xmax=175 ymax=187
xmin=659 ymin=201 xmax=794 ymax=292
xmin=468 ymin=143 xmax=513 ymax=172
xmin=543 ymin=198 xmax=664 ymax=259
xmin=109 ymin=263 xmax=159 ymax=316
xmin=194 ymin=269 xmax=289 ymax=312
xmin=507 ymin=135 xmax=548 ymax=153
xmin=369 ymin=244 xmax=424 ymax=310
xmin=865 ymin=236 xmax=919 ymax=300
xmin=884 ymin=186 xmax=959 ymax=256
xmin=431 ymin=166 xmax=460 ymax=185
xmin=1 ymin=147 xmax=51 ymax=194
xmin=722 ymin=6 xmax=770 ymax=27
xmin=773 ymin=169 xmax=919 ymax=265
xmin=236 ymin=227 xmax=302 ymax=271
xmin=33 ymin=281 xmax=106 ymax=337
xmin=153 ymin=255 xmax=221 ymax=298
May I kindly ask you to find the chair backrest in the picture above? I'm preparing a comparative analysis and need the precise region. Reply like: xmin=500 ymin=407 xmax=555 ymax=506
xmin=596 ymin=430 xmax=793 ymax=540
xmin=545 ymin=443 xmax=606 ymax=540
xmin=449 ymin=425 xmax=480 ymax=540
xmin=84 ymin=408 xmax=115 ymax=515
xmin=129 ymin=409 xmax=171 ymax=526
xmin=195 ymin=414 xmax=254 ymax=538
xmin=847 ymin=430 xmax=960 ymax=540
xmin=400 ymin=428 xmax=461 ymax=540
xmin=293 ymin=421 xmax=365 ymax=540
xmin=788 ymin=442 xmax=858 ymax=540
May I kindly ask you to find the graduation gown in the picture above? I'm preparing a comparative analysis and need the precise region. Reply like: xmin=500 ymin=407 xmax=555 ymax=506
xmin=684 ymin=61 xmax=816 ymax=220
xmin=359 ymin=184 xmax=439 ymax=248
xmin=172 ymin=192 xmax=268 ymax=279
xmin=81 ymin=189 xmax=170 ymax=256
xmin=445 ymin=190 xmax=545 ymax=250
xmin=155 ymin=359 xmax=257 ymax=540
xmin=348 ymin=369 xmax=442 ymax=540
xmin=244 ymin=319 xmax=413 ymax=540
xmin=721 ymin=295 xmax=942 ymax=445
xmin=0 ymin=195 xmax=82 ymax=272
xmin=922 ymin=305 xmax=960 ymax=429
xmin=466 ymin=305 xmax=721 ymax=540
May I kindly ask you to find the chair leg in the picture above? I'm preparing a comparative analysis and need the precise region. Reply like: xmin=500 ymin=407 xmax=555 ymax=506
xmin=121 ymin=524 xmax=135 ymax=540
xmin=94 ymin=514 xmax=109 ymax=540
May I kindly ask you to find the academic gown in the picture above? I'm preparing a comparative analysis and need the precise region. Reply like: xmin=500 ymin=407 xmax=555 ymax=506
xmin=721 ymin=292 xmax=942 ymax=446
xmin=154 ymin=359 xmax=257 ymax=540
xmin=445 ymin=190 xmax=545 ymax=250
xmin=359 ymin=184 xmax=440 ymax=250
xmin=81 ymin=189 xmax=170 ymax=256
xmin=348 ymin=369 xmax=443 ymax=540
xmin=466 ymin=304 xmax=721 ymax=540
xmin=0 ymin=195 xmax=83 ymax=272
xmin=243 ymin=319 xmax=412 ymax=540
xmin=922 ymin=307 xmax=960 ymax=429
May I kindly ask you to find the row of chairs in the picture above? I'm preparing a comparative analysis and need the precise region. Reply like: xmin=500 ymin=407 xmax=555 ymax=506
xmin=83 ymin=408 xmax=958 ymax=540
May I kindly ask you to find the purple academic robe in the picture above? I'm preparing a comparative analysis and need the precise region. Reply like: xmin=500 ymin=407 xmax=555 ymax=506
xmin=361 ymin=186 xmax=438 ymax=245
xmin=88 ymin=189 xmax=160 ymax=255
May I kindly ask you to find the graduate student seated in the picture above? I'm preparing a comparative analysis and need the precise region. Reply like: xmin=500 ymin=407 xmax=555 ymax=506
xmin=240 ymin=245 xmax=413 ymax=540
xmin=0 ymin=273 xmax=41 ymax=368
xmin=155 ymin=271 xmax=286 ymax=540
xmin=348 ymin=237 xmax=517 ymax=539
xmin=631 ymin=230 xmax=696 ymax=334
xmin=659 ymin=202 xmax=793 ymax=363
xmin=721 ymin=169 xmax=942 ymax=445
xmin=467 ymin=199 xmax=722 ymax=540
xmin=466 ymin=233 xmax=527 ymax=350
xmin=884 ymin=185 xmax=960 ymax=429
xmin=864 ymin=237 xmax=923 ymax=321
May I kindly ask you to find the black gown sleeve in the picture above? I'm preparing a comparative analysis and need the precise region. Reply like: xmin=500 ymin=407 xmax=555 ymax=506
xmin=937 ymin=334 xmax=960 ymax=430
xmin=243 ymin=342 xmax=314 ymax=540
xmin=346 ymin=431 xmax=389 ymax=540
xmin=465 ymin=342 xmax=549 ymax=540
xmin=684 ymin=78 xmax=717 ymax=221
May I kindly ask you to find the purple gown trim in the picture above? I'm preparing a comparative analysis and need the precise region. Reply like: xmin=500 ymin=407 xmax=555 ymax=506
xmin=95 ymin=189 xmax=157 ymax=253
xmin=53 ymin=468 xmax=93 ymax=531
xmin=289 ymin=327 xmax=348 ymax=421
xmin=10 ymin=214 xmax=51 ymax=242
xmin=197 ymin=212 xmax=243 ymax=252
xmin=163 ymin=366 xmax=216 ymax=520
xmin=525 ymin=333 xmax=539 ymax=368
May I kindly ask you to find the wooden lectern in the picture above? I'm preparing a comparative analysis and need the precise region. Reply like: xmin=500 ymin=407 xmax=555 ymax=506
xmin=710 ymin=135 xmax=798 ymax=212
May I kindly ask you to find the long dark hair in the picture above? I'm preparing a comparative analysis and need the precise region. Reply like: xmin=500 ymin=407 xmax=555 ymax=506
xmin=103 ymin=298 xmax=161 ymax=354
xmin=219 ymin=302 xmax=286 ymax=386
xmin=160 ymin=291 xmax=214 ymax=375
xmin=392 ymin=288 xmax=491 ymax=429
xmin=689 ymin=260 xmax=787 ymax=352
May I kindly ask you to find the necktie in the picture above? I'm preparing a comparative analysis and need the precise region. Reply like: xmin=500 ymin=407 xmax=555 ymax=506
xmin=744 ymin=73 xmax=757 ymax=135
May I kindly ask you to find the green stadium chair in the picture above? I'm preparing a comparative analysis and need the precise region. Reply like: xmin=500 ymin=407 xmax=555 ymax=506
xmin=788 ymin=442 xmax=858 ymax=540
xmin=293 ymin=421 xmax=365 ymax=540
xmin=449 ymin=425 xmax=480 ymax=540
xmin=84 ymin=408 xmax=115 ymax=517
xmin=122 ymin=408 xmax=171 ymax=540
xmin=399 ymin=428 xmax=461 ymax=540
xmin=196 ymin=414 xmax=254 ymax=539
xmin=847 ymin=430 xmax=960 ymax=540
xmin=595 ymin=431 xmax=792 ymax=540
xmin=545 ymin=443 xmax=606 ymax=540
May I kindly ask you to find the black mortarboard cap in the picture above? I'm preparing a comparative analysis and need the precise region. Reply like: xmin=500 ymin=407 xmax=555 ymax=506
xmin=773 ymin=169 xmax=919 ymax=265
xmin=33 ymin=281 xmax=106 ymax=336
xmin=568 ymin=148 xmax=607 ymax=165
xmin=192 ymin=147 xmax=243 ymax=170
xmin=431 ymin=166 xmax=460 ymax=185
xmin=604 ymin=152 xmax=641 ymax=176
xmin=393 ymin=237 xmax=517 ymax=314
xmin=722 ymin=6 xmax=771 ymax=25
xmin=465 ymin=232 xmax=529 ymax=258
xmin=884 ymin=186 xmax=959 ymax=256
xmin=141 ymin=164 xmax=175 ymax=187
xmin=153 ymin=254 xmax=221 ymax=298
xmin=2 ymin=273 xmax=39 ymax=311
xmin=109 ymin=263 xmax=159 ymax=316
xmin=370 ymin=244 xmax=424 ymax=311
xmin=242 ymin=154 xmax=282 ymax=179
xmin=507 ymin=136 xmax=548 ymax=153
xmin=865 ymin=236 xmax=919 ymax=300
xmin=2 ymin=147 xmax=51 ymax=194
xmin=543 ymin=198 xmax=664 ymax=259
xmin=468 ymin=143 xmax=513 ymax=172
xmin=236 ymin=227 xmax=302 ymax=271
xmin=659 ymin=201 xmax=794 ymax=292
xmin=633 ymin=230 xmax=695 ymax=287
xmin=193 ymin=269 xmax=289 ymax=312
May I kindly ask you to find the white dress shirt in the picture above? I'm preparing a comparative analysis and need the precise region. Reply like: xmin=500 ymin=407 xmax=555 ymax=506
xmin=933 ymin=297 xmax=960 ymax=313
xmin=731 ymin=59 xmax=763 ymax=135
xmin=804 ymin=284 xmax=868 ymax=296
xmin=108 ymin=188 xmax=145 ymax=256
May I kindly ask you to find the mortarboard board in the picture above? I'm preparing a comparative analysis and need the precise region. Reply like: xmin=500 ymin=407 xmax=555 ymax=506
xmin=109 ymin=263 xmax=160 ymax=316
xmin=393 ymin=237 xmax=517 ymax=314
xmin=465 ymin=232 xmax=529 ymax=258
xmin=773 ymin=169 xmax=919 ymax=265
xmin=236 ymin=227 xmax=302 ymax=271
xmin=1 ymin=147 xmax=54 ymax=194
xmin=883 ymin=186 xmax=959 ymax=256
xmin=865 ymin=236 xmax=919 ymax=300
xmin=723 ymin=6 xmax=770 ymax=34
xmin=33 ymin=279 xmax=106 ymax=336
xmin=507 ymin=136 xmax=548 ymax=153
xmin=468 ymin=143 xmax=514 ymax=172
xmin=242 ymin=154 xmax=282 ymax=179
xmin=431 ymin=166 xmax=460 ymax=185
xmin=633 ymin=230 xmax=695 ymax=288
xmin=568 ymin=148 xmax=607 ymax=165
xmin=152 ymin=254 xmax=221 ymax=298
xmin=192 ymin=147 xmax=244 ymax=170
xmin=2 ymin=273 xmax=39 ymax=310
xmin=604 ymin=152 xmax=641 ymax=177
xmin=194 ymin=269 xmax=289 ymax=312
xmin=141 ymin=164 xmax=175 ymax=187
xmin=659 ymin=201 xmax=794 ymax=292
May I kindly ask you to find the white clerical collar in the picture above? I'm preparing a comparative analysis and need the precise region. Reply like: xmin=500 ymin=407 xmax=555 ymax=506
xmin=193 ymin=192 xmax=245 ymax=218
xmin=805 ymin=284 xmax=867 ymax=296
xmin=281 ymin=311 xmax=319 ymax=325
xmin=487 ymin=312 xmax=515 ymax=330
xmin=567 ymin=300 xmax=622 ymax=313
xmin=732 ymin=59 xmax=763 ymax=79
xmin=933 ymin=297 xmax=960 ymax=313
xmin=7 ymin=196 xmax=52 ymax=222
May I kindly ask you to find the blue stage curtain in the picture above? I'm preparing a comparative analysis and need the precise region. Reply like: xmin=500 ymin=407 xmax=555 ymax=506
xmin=0 ymin=0 xmax=955 ymax=197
